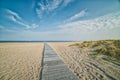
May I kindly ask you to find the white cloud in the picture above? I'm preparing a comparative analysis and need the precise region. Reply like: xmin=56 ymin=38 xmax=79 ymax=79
xmin=38 ymin=0 xmax=73 ymax=11
xmin=59 ymin=11 xmax=120 ymax=32
xmin=62 ymin=0 xmax=74 ymax=7
xmin=11 ymin=12 xmax=120 ymax=41
xmin=36 ymin=0 xmax=62 ymax=18
xmin=21 ymin=11 xmax=119 ymax=41
xmin=36 ymin=0 xmax=73 ymax=18
xmin=8 ymin=16 xmax=17 ymax=22
xmin=65 ymin=9 xmax=87 ymax=22
xmin=36 ymin=8 xmax=43 ymax=18
xmin=31 ymin=24 xmax=39 ymax=29
xmin=6 ymin=9 xmax=21 ymax=20
xmin=44 ymin=0 xmax=62 ymax=11
xmin=6 ymin=9 xmax=39 ymax=29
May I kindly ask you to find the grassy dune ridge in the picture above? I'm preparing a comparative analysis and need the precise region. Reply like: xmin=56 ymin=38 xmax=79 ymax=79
xmin=0 ymin=43 xmax=44 ymax=80
xmin=69 ymin=40 xmax=120 ymax=58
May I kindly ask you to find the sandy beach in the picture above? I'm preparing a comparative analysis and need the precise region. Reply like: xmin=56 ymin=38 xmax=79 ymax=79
xmin=0 ymin=42 xmax=120 ymax=80
xmin=0 ymin=42 xmax=44 ymax=80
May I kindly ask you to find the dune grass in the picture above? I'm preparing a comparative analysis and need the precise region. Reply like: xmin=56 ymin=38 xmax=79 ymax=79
xmin=69 ymin=40 xmax=120 ymax=61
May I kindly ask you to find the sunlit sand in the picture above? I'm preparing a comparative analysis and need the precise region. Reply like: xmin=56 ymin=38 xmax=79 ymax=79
xmin=0 ymin=42 xmax=44 ymax=80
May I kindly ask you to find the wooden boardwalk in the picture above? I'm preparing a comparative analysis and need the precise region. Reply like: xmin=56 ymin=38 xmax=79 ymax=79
xmin=41 ymin=43 xmax=79 ymax=80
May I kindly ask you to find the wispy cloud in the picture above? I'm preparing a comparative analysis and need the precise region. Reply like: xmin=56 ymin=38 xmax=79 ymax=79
xmin=13 ymin=11 xmax=120 ymax=41
xmin=6 ymin=9 xmax=22 ymax=20
xmin=8 ymin=16 xmax=30 ymax=29
xmin=62 ymin=0 xmax=74 ymax=7
xmin=6 ymin=9 xmax=39 ymax=29
xmin=1 ymin=11 xmax=120 ymax=40
xmin=36 ymin=0 xmax=62 ymax=18
xmin=65 ymin=9 xmax=87 ymax=22
xmin=31 ymin=24 xmax=39 ymax=29
xmin=36 ymin=0 xmax=73 ymax=18
xmin=59 ymin=11 xmax=120 ymax=32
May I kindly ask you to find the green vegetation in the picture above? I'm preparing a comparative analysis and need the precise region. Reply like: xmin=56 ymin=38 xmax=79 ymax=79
xmin=93 ymin=40 xmax=120 ymax=58
xmin=113 ymin=40 xmax=120 ymax=48
xmin=69 ymin=41 xmax=93 ymax=48
xmin=69 ymin=43 xmax=81 ymax=47
xmin=102 ymin=56 xmax=120 ymax=63
xmin=69 ymin=40 xmax=120 ymax=61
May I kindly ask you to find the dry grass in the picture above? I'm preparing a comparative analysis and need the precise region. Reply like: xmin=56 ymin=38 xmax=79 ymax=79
xmin=70 ymin=40 xmax=120 ymax=58
xmin=0 ymin=42 xmax=44 ymax=80
xmin=49 ymin=42 xmax=120 ymax=80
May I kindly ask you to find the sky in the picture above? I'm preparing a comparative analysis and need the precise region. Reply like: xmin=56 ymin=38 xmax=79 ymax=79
xmin=0 ymin=0 xmax=120 ymax=41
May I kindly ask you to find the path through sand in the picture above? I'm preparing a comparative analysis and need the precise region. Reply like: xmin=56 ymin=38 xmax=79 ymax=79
xmin=41 ymin=43 xmax=78 ymax=80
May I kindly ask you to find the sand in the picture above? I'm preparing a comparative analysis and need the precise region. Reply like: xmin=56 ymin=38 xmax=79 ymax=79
xmin=0 ymin=42 xmax=119 ymax=80
xmin=49 ymin=42 xmax=120 ymax=80
xmin=0 ymin=42 xmax=44 ymax=80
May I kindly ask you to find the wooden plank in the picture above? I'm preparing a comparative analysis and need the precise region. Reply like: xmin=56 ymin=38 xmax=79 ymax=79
xmin=41 ymin=43 xmax=78 ymax=80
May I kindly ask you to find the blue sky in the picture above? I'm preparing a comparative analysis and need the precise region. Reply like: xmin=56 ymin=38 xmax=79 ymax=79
xmin=0 ymin=0 xmax=120 ymax=41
